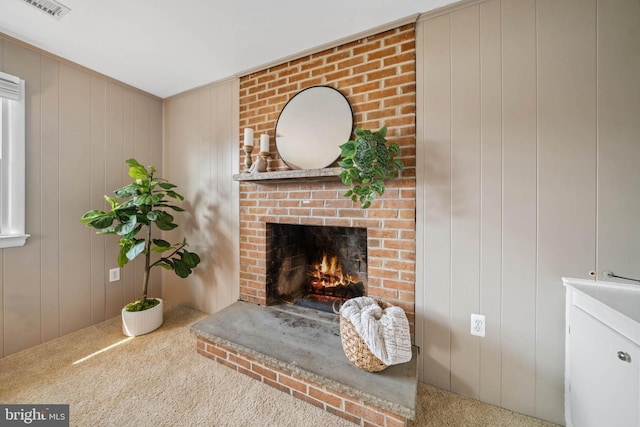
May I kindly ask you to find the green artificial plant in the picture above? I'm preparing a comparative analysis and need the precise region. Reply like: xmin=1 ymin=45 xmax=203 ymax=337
xmin=338 ymin=126 xmax=404 ymax=209
xmin=81 ymin=159 xmax=200 ymax=312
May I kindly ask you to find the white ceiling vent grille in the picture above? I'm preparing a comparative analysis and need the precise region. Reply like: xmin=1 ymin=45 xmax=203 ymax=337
xmin=21 ymin=0 xmax=71 ymax=20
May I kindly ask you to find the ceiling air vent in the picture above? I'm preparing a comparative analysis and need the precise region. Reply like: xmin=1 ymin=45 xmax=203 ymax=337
xmin=21 ymin=0 xmax=71 ymax=20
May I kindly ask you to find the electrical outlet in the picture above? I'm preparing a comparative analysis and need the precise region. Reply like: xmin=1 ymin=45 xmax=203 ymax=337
xmin=109 ymin=268 xmax=120 ymax=282
xmin=471 ymin=313 xmax=485 ymax=337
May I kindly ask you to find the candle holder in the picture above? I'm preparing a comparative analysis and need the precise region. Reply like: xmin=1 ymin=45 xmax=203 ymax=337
xmin=243 ymin=145 xmax=254 ymax=173
xmin=259 ymin=151 xmax=269 ymax=172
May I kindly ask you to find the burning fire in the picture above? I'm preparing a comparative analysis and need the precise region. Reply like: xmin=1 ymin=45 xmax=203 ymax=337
xmin=310 ymin=253 xmax=356 ymax=288
xmin=304 ymin=252 xmax=365 ymax=304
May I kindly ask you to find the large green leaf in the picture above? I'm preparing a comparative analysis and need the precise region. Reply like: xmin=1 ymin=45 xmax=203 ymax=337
xmin=80 ymin=210 xmax=106 ymax=223
xmin=151 ymin=238 xmax=175 ymax=253
xmin=146 ymin=211 xmax=160 ymax=221
xmin=117 ymin=246 xmax=130 ymax=267
xmin=104 ymin=195 xmax=117 ymax=210
xmin=172 ymin=259 xmax=191 ymax=278
xmin=152 ymin=239 xmax=171 ymax=248
xmin=373 ymin=165 xmax=385 ymax=179
xmin=152 ymin=211 xmax=174 ymax=224
xmin=155 ymin=221 xmax=178 ymax=231
xmin=338 ymin=158 xmax=353 ymax=169
xmin=125 ymin=158 xmax=142 ymax=169
xmin=126 ymin=240 xmax=146 ymax=261
xmin=133 ymin=194 xmax=152 ymax=206
xmin=353 ymin=185 xmax=368 ymax=196
xmin=354 ymin=128 xmax=372 ymax=138
xmin=127 ymin=159 xmax=149 ymax=180
xmin=156 ymin=262 xmax=173 ymax=270
xmin=339 ymin=171 xmax=352 ymax=186
xmin=182 ymin=251 xmax=201 ymax=268
xmin=114 ymin=183 xmax=142 ymax=198
xmin=155 ymin=203 xmax=185 ymax=212
xmin=149 ymin=194 xmax=164 ymax=204
xmin=134 ymin=214 xmax=150 ymax=226
xmin=371 ymin=180 xmax=385 ymax=196
xmin=123 ymin=224 xmax=142 ymax=240
xmin=80 ymin=210 xmax=115 ymax=230
xmin=115 ymin=215 xmax=137 ymax=236
xmin=96 ymin=227 xmax=116 ymax=235
xmin=339 ymin=141 xmax=356 ymax=158
xmin=114 ymin=203 xmax=137 ymax=214
xmin=158 ymin=182 xmax=177 ymax=190
xmin=166 ymin=191 xmax=184 ymax=201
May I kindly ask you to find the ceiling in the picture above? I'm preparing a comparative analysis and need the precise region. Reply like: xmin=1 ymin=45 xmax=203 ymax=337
xmin=0 ymin=0 xmax=458 ymax=98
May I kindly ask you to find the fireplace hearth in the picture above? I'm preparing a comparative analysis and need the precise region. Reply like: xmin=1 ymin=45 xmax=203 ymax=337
xmin=191 ymin=300 xmax=417 ymax=425
xmin=266 ymin=223 xmax=367 ymax=312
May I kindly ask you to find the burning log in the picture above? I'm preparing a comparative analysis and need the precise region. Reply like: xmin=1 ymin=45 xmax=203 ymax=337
xmin=307 ymin=281 xmax=365 ymax=299
xmin=304 ymin=252 xmax=365 ymax=303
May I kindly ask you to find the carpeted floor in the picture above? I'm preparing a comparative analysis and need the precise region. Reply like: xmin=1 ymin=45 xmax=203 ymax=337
xmin=0 ymin=303 xmax=559 ymax=426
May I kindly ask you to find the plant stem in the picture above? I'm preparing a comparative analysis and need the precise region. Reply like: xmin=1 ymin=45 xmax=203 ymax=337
xmin=141 ymin=171 xmax=155 ymax=305
xmin=141 ymin=218 xmax=152 ymax=305
xmin=149 ymin=243 xmax=187 ymax=269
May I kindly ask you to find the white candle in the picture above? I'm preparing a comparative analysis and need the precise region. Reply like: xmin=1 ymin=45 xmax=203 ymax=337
xmin=260 ymin=134 xmax=269 ymax=153
xmin=243 ymin=128 xmax=254 ymax=147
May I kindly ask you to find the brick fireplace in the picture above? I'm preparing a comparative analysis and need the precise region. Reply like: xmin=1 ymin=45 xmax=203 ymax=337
xmin=238 ymin=23 xmax=417 ymax=329
xmin=196 ymin=23 xmax=418 ymax=427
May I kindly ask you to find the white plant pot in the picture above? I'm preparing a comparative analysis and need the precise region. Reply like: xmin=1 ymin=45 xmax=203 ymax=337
xmin=121 ymin=298 xmax=163 ymax=337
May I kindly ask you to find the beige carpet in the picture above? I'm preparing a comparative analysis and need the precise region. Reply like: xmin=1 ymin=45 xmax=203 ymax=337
xmin=0 ymin=303 xmax=558 ymax=426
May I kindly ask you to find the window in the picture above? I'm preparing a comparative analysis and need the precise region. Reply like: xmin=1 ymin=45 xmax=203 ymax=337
xmin=0 ymin=71 xmax=28 ymax=248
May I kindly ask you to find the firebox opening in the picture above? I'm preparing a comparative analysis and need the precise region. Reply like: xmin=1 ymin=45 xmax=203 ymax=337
xmin=266 ymin=223 xmax=367 ymax=313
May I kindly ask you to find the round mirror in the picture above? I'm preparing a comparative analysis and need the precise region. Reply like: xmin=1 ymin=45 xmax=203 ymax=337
xmin=275 ymin=86 xmax=353 ymax=170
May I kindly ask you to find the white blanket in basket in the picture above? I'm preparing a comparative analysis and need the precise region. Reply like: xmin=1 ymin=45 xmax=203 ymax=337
xmin=340 ymin=297 xmax=412 ymax=366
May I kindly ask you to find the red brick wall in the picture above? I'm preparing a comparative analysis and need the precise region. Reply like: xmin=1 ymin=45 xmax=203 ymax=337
xmin=238 ymin=24 xmax=416 ymax=327
xmin=197 ymin=337 xmax=409 ymax=426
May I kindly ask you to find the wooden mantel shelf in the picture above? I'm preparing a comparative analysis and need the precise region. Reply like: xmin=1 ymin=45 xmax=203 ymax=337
xmin=233 ymin=167 xmax=343 ymax=184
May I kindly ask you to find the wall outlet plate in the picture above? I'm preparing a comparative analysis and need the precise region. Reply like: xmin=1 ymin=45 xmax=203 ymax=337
xmin=109 ymin=267 xmax=120 ymax=282
xmin=471 ymin=313 xmax=485 ymax=337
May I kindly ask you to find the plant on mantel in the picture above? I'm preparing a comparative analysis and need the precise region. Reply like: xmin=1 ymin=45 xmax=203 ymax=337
xmin=81 ymin=158 xmax=200 ymax=312
xmin=338 ymin=126 xmax=404 ymax=209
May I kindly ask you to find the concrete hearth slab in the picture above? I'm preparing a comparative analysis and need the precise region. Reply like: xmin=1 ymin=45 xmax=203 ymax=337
xmin=191 ymin=301 xmax=417 ymax=419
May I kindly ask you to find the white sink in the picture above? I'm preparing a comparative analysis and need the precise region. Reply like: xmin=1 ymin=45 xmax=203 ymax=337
xmin=563 ymin=277 xmax=640 ymax=345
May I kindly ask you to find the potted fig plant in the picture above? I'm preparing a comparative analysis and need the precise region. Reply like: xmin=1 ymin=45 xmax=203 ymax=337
xmin=338 ymin=126 xmax=404 ymax=209
xmin=81 ymin=158 xmax=200 ymax=336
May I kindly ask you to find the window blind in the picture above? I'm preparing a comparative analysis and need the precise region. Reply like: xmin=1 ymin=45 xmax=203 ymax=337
xmin=0 ymin=72 xmax=22 ymax=101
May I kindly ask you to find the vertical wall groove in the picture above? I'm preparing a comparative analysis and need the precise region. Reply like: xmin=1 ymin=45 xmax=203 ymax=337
xmin=533 ymin=0 xmax=539 ymax=416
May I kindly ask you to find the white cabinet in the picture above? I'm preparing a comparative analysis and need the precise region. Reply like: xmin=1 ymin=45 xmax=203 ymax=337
xmin=564 ymin=277 xmax=640 ymax=427
xmin=568 ymin=306 xmax=639 ymax=426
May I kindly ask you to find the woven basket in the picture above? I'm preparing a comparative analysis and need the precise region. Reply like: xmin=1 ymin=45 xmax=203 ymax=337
xmin=339 ymin=299 xmax=390 ymax=372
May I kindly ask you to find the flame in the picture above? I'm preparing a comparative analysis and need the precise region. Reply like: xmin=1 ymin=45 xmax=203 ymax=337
xmin=310 ymin=253 xmax=356 ymax=288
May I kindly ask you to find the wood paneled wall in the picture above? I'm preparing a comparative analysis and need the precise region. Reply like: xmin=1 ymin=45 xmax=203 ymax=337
xmin=415 ymin=0 xmax=640 ymax=424
xmin=0 ymin=34 xmax=163 ymax=357
xmin=162 ymin=79 xmax=240 ymax=314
